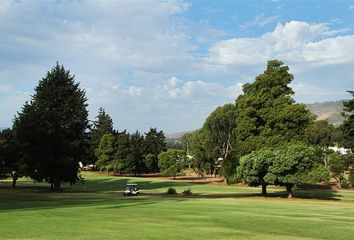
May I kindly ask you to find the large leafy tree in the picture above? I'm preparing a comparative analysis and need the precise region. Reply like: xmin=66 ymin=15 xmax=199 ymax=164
xmin=234 ymin=60 xmax=313 ymax=159
xmin=327 ymin=152 xmax=346 ymax=188
xmin=181 ymin=104 xmax=237 ymax=178
xmin=237 ymin=149 xmax=273 ymax=196
xmin=143 ymin=128 xmax=167 ymax=172
xmin=89 ymin=108 xmax=114 ymax=164
xmin=158 ymin=149 xmax=187 ymax=179
xmin=203 ymin=104 xmax=237 ymax=177
xmin=15 ymin=63 xmax=89 ymax=191
xmin=203 ymin=103 xmax=236 ymax=160
xmin=265 ymin=143 xmax=329 ymax=198
xmin=182 ymin=130 xmax=214 ymax=176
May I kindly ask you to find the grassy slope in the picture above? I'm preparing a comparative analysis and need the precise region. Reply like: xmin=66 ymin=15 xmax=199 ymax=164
xmin=0 ymin=172 xmax=354 ymax=240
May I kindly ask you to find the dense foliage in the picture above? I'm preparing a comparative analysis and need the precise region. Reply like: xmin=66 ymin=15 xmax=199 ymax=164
xmin=14 ymin=63 xmax=89 ymax=191
xmin=158 ymin=149 xmax=187 ymax=179
xmin=95 ymin=128 xmax=167 ymax=174
xmin=1 ymin=60 xmax=353 ymax=193
xmin=234 ymin=60 xmax=312 ymax=157
xmin=341 ymin=91 xmax=354 ymax=151
xmin=0 ymin=128 xmax=23 ymax=187
xmin=182 ymin=104 xmax=237 ymax=177
xmin=89 ymin=108 xmax=114 ymax=165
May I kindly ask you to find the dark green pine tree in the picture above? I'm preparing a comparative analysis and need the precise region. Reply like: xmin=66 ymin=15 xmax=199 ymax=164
xmin=0 ymin=128 xmax=23 ymax=187
xmin=89 ymin=107 xmax=114 ymax=164
xmin=341 ymin=91 xmax=354 ymax=151
xmin=114 ymin=131 xmax=132 ymax=173
xmin=130 ymin=130 xmax=146 ymax=175
xmin=15 ymin=63 xmax=89 ymax=191
xmin=143 ymin=128 xmax=167 ymax=172
xmin=340 ymin=91 xmax=354 ymax=186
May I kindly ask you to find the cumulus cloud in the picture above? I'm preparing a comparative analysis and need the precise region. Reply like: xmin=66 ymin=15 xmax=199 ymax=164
xmin=0 ymin=0 xmax=197 ymax=130
xmin=0 ymin=2 xmax=353 ymax=132
xmin=206 ymin=21 xmax=354 ymax=66
xmin=154 ymin=77 xmax=243 ymax=101
xmin=204 ymin=21 xmax=354 ymax=103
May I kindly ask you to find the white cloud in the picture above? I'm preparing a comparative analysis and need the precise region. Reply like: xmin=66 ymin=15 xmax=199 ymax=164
xmin=128 ymin=86 xmax=143 ymax=96
xmin=154 ymin=77 xmax=243 ymax=101
xmin=240 ymin=15 xmax=279 ymax=29
xmin=207 ymin=21 xmax=354 ymax=66
xmin=0 ymin=3 xmax=353 ymax=132
xmin=167 ymin=77 xmax=180 ymax=87
xmin=203 ymin=21 xmax=354 ymax=104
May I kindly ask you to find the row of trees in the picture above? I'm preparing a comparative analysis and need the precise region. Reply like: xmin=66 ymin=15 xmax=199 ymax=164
xmin=90 ymin=109 xmax=189 ymax=178
xmin=0 ymin=63 xmax=170 ymax=190
xmin=1 ymin=60 xmax=353 ymax=194
xmin=182 ymin=60 xmax=354 ymax=196
xmin=94 ymin=127 xmax=167 ymax=175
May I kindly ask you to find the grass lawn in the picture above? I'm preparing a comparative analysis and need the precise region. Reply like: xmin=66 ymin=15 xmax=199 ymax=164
xmin=1 ymin=172 xmax=354 ymax=240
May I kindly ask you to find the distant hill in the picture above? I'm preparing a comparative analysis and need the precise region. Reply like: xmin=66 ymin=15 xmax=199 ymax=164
xmin=306 ymin=100 xmax=347 ymax=127
xmin=165 ymin=131 xmax=191 ymax=139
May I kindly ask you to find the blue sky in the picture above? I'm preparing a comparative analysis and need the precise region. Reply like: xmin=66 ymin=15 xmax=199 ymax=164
xmin=0 ymin=0 xmax=354 ymax=133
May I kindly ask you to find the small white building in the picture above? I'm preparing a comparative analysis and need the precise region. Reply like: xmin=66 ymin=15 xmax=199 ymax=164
xmin=328 ymin=146 xmax=352 ymax=155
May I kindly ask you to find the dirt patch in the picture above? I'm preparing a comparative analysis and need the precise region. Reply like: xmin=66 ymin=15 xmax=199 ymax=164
xmin=159 ymin=176 xmax=224 ymax=184
xmin=89 ymin=170 xmax=224 ymax=184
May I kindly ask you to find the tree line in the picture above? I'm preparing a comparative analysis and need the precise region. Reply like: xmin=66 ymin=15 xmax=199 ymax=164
xmin=90 ymin=109 xmax=167 ymax=175
xmin=0 ymin=61 xmax=353 ymax=195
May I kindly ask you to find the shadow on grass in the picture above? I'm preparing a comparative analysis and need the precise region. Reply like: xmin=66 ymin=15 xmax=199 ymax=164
xmin=141 ymin=189 xmax=340 ymax=201
xmin=0 ymin=176 xmax=345 ymax=214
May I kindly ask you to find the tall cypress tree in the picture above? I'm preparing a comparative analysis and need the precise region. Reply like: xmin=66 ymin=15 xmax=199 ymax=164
xmin=143 ymin=128 xmax=167 ymax=172
xmin=341 ymin=91 xmax=354 ymax=151
xmin=89 ymin=108 xmax=114 ymax=164
xmin=130 ymin=130 xmax=146 ymax=175
xmin=15 ymin=63 xmax=89 ymax=191
xmin=234 ymin=60 xmax=313 ymax=156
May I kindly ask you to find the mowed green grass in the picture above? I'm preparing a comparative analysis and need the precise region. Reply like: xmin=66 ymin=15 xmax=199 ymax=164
xmin=1 ymin=172 xmax=354 ymax=240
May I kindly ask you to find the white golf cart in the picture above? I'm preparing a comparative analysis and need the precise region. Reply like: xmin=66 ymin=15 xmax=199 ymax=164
xmin=123 ymin=184 xmax=139 ymax=196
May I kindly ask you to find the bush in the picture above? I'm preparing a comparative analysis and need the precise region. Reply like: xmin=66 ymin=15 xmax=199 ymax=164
xmin=166 ymin=187 xmax=177 ymax=194
xmin=182 ymin=188 xmax=192 ymax=196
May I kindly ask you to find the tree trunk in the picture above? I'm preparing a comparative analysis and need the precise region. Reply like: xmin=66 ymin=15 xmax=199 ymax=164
xmin=173 ymin=173 xmax=176 ymax=180
xmin=12 ymin=176 xmax=17 ymax=188
xmin=286 ymin=184 xmax=293 ymax=199
xmin=334 ymin=176 xmax=341 ymax=188
xmin=10 ymin=172 xmax=18 ymax=188
xmin=52 ymin=179 xmax=61 ymax=192
xmin=261 ymin=182 xmax=267 ymax=196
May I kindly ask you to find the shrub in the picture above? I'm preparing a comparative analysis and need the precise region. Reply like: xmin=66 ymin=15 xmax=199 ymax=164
xmin=166 ymin=187 xmax=177 ymax=194
xmin=182 ymin=188 xmax=192 ymax=196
